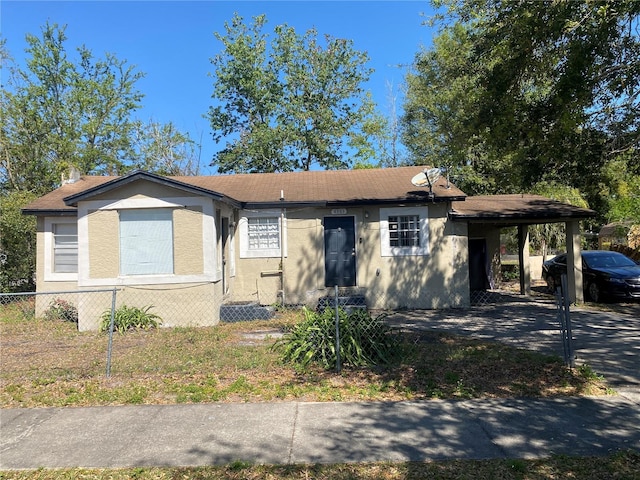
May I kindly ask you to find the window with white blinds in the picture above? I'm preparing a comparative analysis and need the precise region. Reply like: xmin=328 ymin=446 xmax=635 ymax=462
xmin=53 ymin=223 xmax=78 ymax=273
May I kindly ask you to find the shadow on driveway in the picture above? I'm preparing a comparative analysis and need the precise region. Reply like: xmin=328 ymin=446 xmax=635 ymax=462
xmin=386 ymin=294 xmax=640 ymax=388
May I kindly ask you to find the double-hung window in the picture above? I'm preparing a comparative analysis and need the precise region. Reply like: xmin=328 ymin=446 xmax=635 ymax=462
xmin=380 ymin=207 xmax=429 ymax=256
xmin=119 ymin=209 xmax=173 ymax=275
xmin=53 ymin=223 xmax=78 ymax=273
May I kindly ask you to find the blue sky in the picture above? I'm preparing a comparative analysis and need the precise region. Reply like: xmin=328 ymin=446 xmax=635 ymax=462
xmin=2 ymin=1 xmax=436 ymax=173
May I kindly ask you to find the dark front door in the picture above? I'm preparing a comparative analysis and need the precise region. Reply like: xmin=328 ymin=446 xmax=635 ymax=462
xmin=469 ymin=238 xmax=491 ymax=290
xmin=324 ymin=217 xmax=356 ymax=287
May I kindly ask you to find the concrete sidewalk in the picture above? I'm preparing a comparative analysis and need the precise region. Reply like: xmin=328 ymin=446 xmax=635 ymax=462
xmin=1 ymin=396 xmax=639 ymax=469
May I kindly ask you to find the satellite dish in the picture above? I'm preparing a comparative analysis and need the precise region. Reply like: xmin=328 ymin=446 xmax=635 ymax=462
xmin=411 ymin=168 xmax=441 ymax=190
xmin=426 ymin=168 xmax=441 ymax=184
xmin=411 ymin=171 xmax=429 ymax=187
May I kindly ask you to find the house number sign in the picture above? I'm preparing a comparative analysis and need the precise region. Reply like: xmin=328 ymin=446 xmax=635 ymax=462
xmin=331 ymin=208 xmax=347 ymax=215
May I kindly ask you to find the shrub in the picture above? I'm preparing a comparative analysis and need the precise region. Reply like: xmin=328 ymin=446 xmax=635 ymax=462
xmin=44 ymin=298 xmax=78 ymax=323
xmin=272 ymin=306 xmax=399 ymax=370
xmin=100 ymin=304 xmax=162 ymax=334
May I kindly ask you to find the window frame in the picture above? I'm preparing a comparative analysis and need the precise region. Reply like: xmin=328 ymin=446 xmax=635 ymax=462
xmin=380 ymin=206 xmax=429 ymax=257
xmin=44 ymin=218 xmax=78 ymax=281
xmin=239 ymin=210 xmax=287 ymax=259
xmin=76 ymin=196 xmax=219 ymax=287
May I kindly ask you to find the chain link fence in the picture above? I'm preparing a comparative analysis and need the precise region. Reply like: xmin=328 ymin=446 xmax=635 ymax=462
xmin=0 ymin=282 xmax=527 ymax=332
xmin=1 ymin=280 xmax=531 ymax=385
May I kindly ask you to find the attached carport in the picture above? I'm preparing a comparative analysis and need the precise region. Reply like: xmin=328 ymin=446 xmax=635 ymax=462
xmin=450 ymin=195 xmax=596 ymax=303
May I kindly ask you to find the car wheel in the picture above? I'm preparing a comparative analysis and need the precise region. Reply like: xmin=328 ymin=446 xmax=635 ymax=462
xmin=588 ymin=282 xmax=601 ymax=303
xmin=545 ymin=276 xmax=556 ymax=294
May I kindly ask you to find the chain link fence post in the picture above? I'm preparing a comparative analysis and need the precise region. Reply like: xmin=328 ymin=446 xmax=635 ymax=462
xmin=105 ymin=287 xmax=118 ymax=378
xmin=555 ymin=274 xmax=575 ymax=369
xmin=334 ymin=285 xmax=341 ymax=373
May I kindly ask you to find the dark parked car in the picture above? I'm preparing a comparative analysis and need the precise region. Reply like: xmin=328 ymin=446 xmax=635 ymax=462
xmin=542 ymin=250 xmax=640 ymax=302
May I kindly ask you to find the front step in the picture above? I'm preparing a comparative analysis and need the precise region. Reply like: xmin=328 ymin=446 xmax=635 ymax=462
xmin=316 ymin=295 xmax=367 ymax=314
xmin=220 ymin=303 xmax=274 ymax=322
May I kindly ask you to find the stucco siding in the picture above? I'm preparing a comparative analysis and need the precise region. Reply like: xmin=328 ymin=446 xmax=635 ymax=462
xmin=231 ymin=204 xmax=470 ymax=309
xmin=174 ymin=207 xmax=204 ymax=275
xmin=88 ymin=210 xmax=119 ymax=279
xmin=361 ymin=204 xmax=469 ymax=309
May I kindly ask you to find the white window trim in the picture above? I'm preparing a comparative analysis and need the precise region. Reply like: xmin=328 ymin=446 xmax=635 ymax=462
xmin=77 ymin=196 xmax=219 ymax=286
xmin=239 ymin=210 xmax=287 ymax=259
xmin=44 ymin=217 xmax=78 ymax=281
xmin=229 ymin=216 xmax=236 ymax=277
xmin=380 ymin=206 xmax=429 ymax=257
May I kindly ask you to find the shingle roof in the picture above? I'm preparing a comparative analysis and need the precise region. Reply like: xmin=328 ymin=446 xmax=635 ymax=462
xmin=175 ymin=166 xmax=464 ymax=207
xmin=450 ymin=195 xmax=596 ymax=224
xmin=22 ymin=166 xmax=466 ymax=214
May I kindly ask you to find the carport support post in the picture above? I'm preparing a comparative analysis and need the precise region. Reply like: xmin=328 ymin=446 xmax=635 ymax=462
xmin=518 ymin=225 xmax=531 ymax=295
xmin=566 ymin=220 xmax=584 ymax=304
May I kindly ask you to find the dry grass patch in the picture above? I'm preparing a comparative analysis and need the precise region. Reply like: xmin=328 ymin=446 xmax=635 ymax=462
xmin=1 ymin=301 xmax=610 ymax=408
xmin=1 ymin=450 xmax=639 ymax=479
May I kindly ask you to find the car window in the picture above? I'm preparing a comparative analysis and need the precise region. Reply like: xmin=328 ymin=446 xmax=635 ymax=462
xmin=584 ymin=253 xmax=636 ymax=269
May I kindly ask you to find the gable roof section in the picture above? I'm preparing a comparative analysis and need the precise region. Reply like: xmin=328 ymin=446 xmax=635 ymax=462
xmin=22 ymin=166 xmax=466 ymax=214
xmin=62 ymin=170 xmax=233 ymax=206
xmin=450 ymin=195 xmax=596 ymax=225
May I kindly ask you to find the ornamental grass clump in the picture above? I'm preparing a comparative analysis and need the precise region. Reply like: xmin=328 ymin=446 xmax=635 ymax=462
xmin=100 ymin=304 xmax=162 ymax=334
xmin=273 ymin=306 xmax=400 ymax=370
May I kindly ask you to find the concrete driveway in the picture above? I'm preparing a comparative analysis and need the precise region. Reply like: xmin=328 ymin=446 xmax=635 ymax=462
xmin=386 ymin=293 xmax=640 ymax=398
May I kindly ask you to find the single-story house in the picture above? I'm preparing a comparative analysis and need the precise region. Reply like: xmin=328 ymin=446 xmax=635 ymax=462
xmin=22 ymin=166 xmax=595 ymax=330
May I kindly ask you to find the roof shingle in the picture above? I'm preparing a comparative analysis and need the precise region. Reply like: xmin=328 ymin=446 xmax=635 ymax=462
xmin=23 ymin=166 xmax=466 ymax=213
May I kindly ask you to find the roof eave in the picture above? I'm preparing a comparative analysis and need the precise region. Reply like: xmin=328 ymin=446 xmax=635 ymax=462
xmin=21 ymin=208 xmax=77 ymax=217
xmin=327 ymin=196 xmax=466 ymax=207
xmin=449 ymin=211 xmax=596 ymax=224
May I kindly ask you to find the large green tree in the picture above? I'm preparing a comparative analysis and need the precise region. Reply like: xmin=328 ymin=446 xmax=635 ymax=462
xmin=1 ymin=23 xmax=199 ymax=195
xmin=1 ymin=23 xmax=144 ymax=194
xmin=0 ymin=24 xmax=200 ymax=291
xmin=402 ymin=0 xmax=640 ymax=218
xmin=207 ymin=13 xmax=385 ymax=173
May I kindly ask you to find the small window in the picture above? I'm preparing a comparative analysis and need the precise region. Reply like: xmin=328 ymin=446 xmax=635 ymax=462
xmin=53 ymin=223 xmax=78 ymax=273
xmin=239 ymin=211 xmax=285 ymax=259
xmin=380 ymin=207 xmax=429 ymax=257
xmin=388 ymin=215 xmax=420 ymax=248
xmin=248 ymin=217 xmax=280 ymax=250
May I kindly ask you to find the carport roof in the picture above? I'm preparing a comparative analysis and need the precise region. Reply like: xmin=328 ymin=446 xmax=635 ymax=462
xmin=450 ymin=194 xmax=596 ymax=225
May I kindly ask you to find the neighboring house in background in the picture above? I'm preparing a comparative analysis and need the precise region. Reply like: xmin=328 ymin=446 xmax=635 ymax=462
xmin=22 ymin=166 xmax=595 ymax=330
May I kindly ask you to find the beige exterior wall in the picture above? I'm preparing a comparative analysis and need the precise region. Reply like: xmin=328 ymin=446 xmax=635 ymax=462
xmin=360 ymin=203 xmax=469 ymax=309
xmin=35 ymin=181 xmax=473 ymax=329
xmin=34 ymin=217 xmax=80 ymax=319
xmin=174 ymin=206 xmax=204 ymax=275
xmin=231 ymin=203 xmax=470 ymax=309
xmin=35 ymin=180 xmax=227 ymax=331
xmin=88 ymin=210 xmax=119 ymax=278
xmin=75 ymin=282 xmax=221 ymax=331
